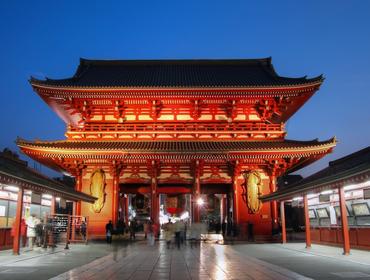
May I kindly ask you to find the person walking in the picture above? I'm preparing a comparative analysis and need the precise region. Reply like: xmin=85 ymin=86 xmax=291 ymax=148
xmin=174 ymin=221 xmax=182 ymax=249
xmin=26 ymin=214 xmax=38 ymax=250
xmin=81 ymin=220 xmax=87 ymax=241
xmin=105 ymin=220 xmax=113 ymax=244
xmin=147 ymin=222 xmax=155 ymax=246
xmin=129 ymin=219 xmax=136 ymax=241
xmin=163 ymin=219 xmax=173 ymax=249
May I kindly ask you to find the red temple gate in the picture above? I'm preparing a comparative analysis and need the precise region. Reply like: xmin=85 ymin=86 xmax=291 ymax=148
xmin=17 ymin=58 xmax=335 ymax=239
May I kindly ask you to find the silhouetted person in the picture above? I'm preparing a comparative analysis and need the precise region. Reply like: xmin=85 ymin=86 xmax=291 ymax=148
xmin=129 ymin=219 xmax=137 ymax=241
xmin=81 ymin=220 xmax=87 ymax=241
xmin=106 ymin=220 xmax=113 ymax=244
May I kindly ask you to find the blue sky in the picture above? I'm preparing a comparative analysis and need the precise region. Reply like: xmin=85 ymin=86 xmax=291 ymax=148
xmin=1 ymin=1 xmax=369 ymax=178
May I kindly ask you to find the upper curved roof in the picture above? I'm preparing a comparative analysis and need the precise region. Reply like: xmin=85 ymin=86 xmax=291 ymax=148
xmin=17 ymin=138 xmax=336 ymax=154
xmin=30 ymin=58 xmax=323 ymax=88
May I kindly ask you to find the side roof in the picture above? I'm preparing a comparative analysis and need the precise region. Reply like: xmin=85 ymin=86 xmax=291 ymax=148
xmin=30 ymin=58 xmax=323 ymax=88
xmin=0 ymin=149 xmax=95 ymax=203
xmin=260 ymin=146 xmax=370 ymax=201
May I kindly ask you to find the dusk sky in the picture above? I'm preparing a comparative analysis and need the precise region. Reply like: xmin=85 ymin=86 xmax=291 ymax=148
xmin=1 ymin=1 xmax=369 ymax=178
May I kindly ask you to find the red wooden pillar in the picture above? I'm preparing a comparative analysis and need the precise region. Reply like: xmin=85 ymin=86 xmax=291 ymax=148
xmin=124 ymin=195 xmax=129 ymax=223
xmin=221 ymin=194 xmax=227 ymax=223
xmin=75 ymin=173 xmax=82 ymax=216
xmin=193 ymin=161 xmax=201 ymax=223
xmin=280 ymin=201 xmax=287 ymax=244
xmin=112 ymin=173 xmax=120 ymax=226
xmin=13 ymin=187 xmax=24 ymax=255
xmin=151 ymin=161 xmax=159 ymax=224
xmin=270 ymin=176 xmax=279 ymax=232
xmin=338 ymin=186 xmax=350 ymax=255
xmin=71 ymin=202 xmax=77 ymax=241
xmin=232 ymin=176 xmax=239 ymax=225
xmin=50 ymin=196 xmax=56 ymax=215
xmin=303 ymin=194 xmax=311 ymax=248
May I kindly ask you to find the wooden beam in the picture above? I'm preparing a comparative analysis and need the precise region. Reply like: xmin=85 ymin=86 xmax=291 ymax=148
xmin=338 ymin=186 xmax=350 ymax=255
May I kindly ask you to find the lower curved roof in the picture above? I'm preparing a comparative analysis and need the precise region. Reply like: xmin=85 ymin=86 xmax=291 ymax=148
xmin=17 ymin=138 xmax=336 ymax=158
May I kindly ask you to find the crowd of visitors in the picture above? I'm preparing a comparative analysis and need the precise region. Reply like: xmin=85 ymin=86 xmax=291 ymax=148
xmin=11 ymin=213 xmax=62 ymax=251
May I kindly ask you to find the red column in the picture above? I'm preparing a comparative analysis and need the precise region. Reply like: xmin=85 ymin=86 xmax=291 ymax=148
xmin=339 ymin=186 xmax=350 ymax=255
xmin=232 ymin=176 xmax=239 ymax=225
xmin=221 ymin=194 xmax=227 ymax=223
xmin=50 ymin=196 xmax=56 ymax=215
xmin=13 ymin=187 xmax=24 ymax=255
xmin=151 ymin=162 xmax=159 ymax=224
xmin=75 ymin=173 xmax=82 ymax=216
xmin=270 ymin=176 xmax=279 ymax=232
xmin=124 ymin=195 xmax=129 ymax=223
xmin=112 ymin=173 xmax=120 ymax=225
xmin=280 ymin=201 xmax=286 ymax=244
xmin=303 ymin=194 xmax=311 ymax=248
xmin=193 ymin=163 xmax=201 ymax=223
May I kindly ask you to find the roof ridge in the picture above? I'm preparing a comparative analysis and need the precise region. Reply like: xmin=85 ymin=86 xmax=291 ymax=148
xmin=79 ymin=57 xmax=273 ymax=66
xmin=329 ymin=145 xmax=370 ymax=166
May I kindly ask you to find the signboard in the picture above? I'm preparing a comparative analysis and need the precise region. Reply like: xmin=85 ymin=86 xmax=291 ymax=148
xmin=31 ymin=193 xmax=41 ymax=204
xmin=308 ymin=209 xmax=316 ymax=219
xmin=319 ymin=194 xmax=330 ymax=203
xmin=352 ymin=203 xmax=370 ymax=216
xmin=364 ymin=188 xmax=370 ymax=199
xmin=59 ymin=198 xmax=66 ymax=208
xmin=52 ymin=215 xmax=68 ymax=233
xmin=317 ymin=208 xmax=329 ymax=218
xmin=0 ymin=205 xmax=6 ymax=217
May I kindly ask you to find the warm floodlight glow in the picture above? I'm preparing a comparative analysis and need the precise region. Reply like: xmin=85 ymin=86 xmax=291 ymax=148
xmin=55 ymin=197 xmax=61 ymax=202
xmin=197 ymin=198 xmax=204 ymax=206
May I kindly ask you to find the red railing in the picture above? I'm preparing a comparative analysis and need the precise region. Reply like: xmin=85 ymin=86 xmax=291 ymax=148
xmin=68 ymin=122 xmax=284 ymax=133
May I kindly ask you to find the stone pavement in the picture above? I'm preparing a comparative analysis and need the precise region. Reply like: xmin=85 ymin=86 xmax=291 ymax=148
xmin=1 ymin=241 xmax=370 ymax=279
xmin=233 ymin=243 xmax=370 ymax=280
xmin=50 ymin=242 xmax=310 ymax=280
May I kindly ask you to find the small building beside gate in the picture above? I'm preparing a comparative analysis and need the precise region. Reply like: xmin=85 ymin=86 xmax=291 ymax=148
xmin=0 ymin=149 xmax=95 ymax=253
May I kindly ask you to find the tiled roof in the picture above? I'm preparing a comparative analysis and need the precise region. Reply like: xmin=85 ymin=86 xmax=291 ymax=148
xmin=0 ymin=150 xmax=95 ymax=203
xmin=261 ymin=146 xmax=370 ymax=201
xmin=30 ymin=58 xmax=323 ymax=88
xmin=17 ymin=138 xmax=336 ymax=153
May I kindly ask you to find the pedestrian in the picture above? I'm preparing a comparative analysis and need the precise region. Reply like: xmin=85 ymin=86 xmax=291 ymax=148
xmin=105 ymin=220 xmax=113 ymax=244
xmin=147 ymin=222 xmax=155 ymax=246
xmin=81 ymin=220 xmax=87 ymax=241
xmin=129 ymin=219 xmax=136 ymax=241
xmin=163 ymin=219 xmax=173 ymax=249
xmin=117 ymin=219 xmax=125 ymax=237
xmin=143 ymin=221 xmax=149 ymax=239
xmin=26 ymin=214 xmax=39 ymax=250
xmin=221 ymin=219 xmax=227 ymax=237
xmin=174 ymin=221 xmax=182 ymax=249
xmin=35 ymin=220 xmax=43 ymax=247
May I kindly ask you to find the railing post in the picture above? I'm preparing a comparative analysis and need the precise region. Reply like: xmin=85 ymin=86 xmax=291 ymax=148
xmin=65 ymin=215 xmax=71 ymax=250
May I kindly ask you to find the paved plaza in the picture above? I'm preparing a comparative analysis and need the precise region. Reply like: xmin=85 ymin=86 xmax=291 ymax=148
xmin=1 ymin=241 xmax=370 ymax=279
